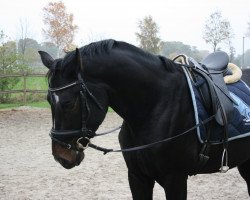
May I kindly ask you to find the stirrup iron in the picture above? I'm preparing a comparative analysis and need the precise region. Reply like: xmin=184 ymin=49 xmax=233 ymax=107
xmin=220 ymin=148 xmax=229 ymax=173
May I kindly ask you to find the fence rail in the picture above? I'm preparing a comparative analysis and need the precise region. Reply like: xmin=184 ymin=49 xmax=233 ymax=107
xmin=0 ymin=73 xmax=47 ymax=104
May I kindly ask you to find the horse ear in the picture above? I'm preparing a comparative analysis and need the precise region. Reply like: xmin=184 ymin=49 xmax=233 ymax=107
xmin=75 ymin=48 xmax=84 ymax=72
xmin=38 ymin=51 xmax=55 ymax=69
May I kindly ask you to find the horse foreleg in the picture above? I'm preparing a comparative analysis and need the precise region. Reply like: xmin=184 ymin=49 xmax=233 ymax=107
xmin=157 ymin=173 xmax=188 ymax=200
xmin=238 ymin=159 xmax=250 ymax=196
xmin=128 ymin=170 xmax=155 ymax=200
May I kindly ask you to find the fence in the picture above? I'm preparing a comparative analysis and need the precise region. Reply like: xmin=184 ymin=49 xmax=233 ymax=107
xmin=0 ymin=73 xmax=47 ymax=104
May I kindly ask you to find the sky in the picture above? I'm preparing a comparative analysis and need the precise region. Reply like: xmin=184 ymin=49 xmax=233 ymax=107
xmin=0 ymin=0 xmax=250 ymax=55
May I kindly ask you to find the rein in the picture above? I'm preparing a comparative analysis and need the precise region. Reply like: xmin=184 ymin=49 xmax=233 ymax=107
xmin=88 ymin=115 xmax=215 ymax=154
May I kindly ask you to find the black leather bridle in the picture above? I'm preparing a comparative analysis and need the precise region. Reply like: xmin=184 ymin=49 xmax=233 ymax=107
xmin=48 ymin=73 xmax=110 ymax=151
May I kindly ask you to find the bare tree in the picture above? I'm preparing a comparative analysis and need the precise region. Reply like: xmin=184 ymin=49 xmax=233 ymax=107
xmin=135 ymin=15 xmax=161 ymax=54
xmin=203 ymin=11 xmax=234 ymax=52
xmin=18 ymin=18 xmax=30 ymax=56
xmin=42 ymin=1 xmax=78 ymax=57
xmin=227 ymin=40 xmax=236 ymax=62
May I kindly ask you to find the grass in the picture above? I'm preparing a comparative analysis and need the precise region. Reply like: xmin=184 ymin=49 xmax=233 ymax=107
xmin=0 ymin=101 xmax=50 ymax=109
xmin=1 ymin=76 xmax=114 ymax=112
xmin=14 ymin=76 xmax=48 ymax=90
xmin=0 ymin=76 xmax=49 ymax=109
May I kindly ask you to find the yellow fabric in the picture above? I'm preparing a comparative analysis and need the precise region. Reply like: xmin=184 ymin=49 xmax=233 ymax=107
xmin=224 ymin=63 xmax=242 ymax=84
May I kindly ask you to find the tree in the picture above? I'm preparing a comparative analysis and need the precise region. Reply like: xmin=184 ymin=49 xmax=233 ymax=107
xmin=18 ymin=38 xmax=40 ymax=65
xmin=42 ymin=1 xmax=78 ymax=57
xmin=135 ymin=15 xmax=161 ymax=54
xmin=160 ymin=41 xmax=209 ymax=61
xmin=39 ymin=42 xmax=58 ymax=59
xmin=0 ymin=31 xmax=21 ymax=102
xmin=234 ymin=49 xmax=250 ymax=68
xmin=203 ymin=11 xmax=234 ymax=52
xmin=17 ymin=18 xmax=32 ymax=58
xmin=227 ymin=40 xmax=236 ymax=62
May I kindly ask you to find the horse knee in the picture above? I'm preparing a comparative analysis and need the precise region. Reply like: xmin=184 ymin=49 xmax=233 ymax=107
xmin=157 ymin=173 xmax=188 ymax=200
xmin=128 ymin=171 xmax=155 ymax=200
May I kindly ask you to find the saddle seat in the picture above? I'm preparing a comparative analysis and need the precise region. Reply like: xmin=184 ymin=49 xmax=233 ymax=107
xmin=200 ymin=51 xmax=229 ymax=73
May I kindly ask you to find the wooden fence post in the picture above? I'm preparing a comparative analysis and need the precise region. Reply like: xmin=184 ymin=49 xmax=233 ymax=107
xmin=0 ymin=73 xmax=47 ymax=104
xmin=23 ymin=72 xmax=27 ymax=105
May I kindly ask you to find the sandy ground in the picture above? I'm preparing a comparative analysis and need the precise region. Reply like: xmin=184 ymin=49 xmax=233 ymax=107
xmin=0 ymin=108 xmax=249 ymax=200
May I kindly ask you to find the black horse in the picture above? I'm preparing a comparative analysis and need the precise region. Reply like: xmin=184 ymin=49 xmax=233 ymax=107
xmin=39 ymin=40 xmax=250 ymax=200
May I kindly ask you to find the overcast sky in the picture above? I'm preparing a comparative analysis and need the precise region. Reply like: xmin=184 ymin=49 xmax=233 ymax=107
xmin=0 ymin=0 xmax=250 ymax=55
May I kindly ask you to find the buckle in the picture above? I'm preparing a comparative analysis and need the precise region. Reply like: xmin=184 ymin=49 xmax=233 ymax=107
xmin=76 ymin=137 xmax=90 ymax=150
xmin=82 ymin=128 xmax=95 ymax=138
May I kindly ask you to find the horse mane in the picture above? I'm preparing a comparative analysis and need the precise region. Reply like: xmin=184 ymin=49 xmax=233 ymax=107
xmin=63 ymin=39 xmax=116 ymax=66
xmin=46 ymin=40 xmax=115 ymax=79
xmin=48 ymin=39 xmax=176 ymax=79
xmin=81 ymin=39 xmax=116 ymax=57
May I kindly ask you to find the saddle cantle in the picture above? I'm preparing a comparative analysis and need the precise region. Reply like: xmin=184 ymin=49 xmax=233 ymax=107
xmin=200 ymin=51 xmax=229 ymax=72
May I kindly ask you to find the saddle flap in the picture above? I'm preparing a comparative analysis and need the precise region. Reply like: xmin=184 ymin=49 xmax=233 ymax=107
xmin=212 ymin=73 xmax=234 ymax=125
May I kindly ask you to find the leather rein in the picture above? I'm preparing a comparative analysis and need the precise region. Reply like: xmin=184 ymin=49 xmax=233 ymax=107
xmin=48 ymin=72 xmax=215 ymax=155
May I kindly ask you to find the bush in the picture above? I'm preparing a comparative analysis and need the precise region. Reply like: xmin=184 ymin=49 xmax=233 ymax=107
xmin=0 ymin=31 xmax=30 ymax=103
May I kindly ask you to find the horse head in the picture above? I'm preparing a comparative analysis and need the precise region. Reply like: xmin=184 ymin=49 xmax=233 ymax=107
xmin=39 ymin=48 xmax=109 ymax=169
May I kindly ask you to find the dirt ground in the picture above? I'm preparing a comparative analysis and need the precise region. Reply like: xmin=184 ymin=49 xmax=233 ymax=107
xmin=0 ymin=108 xmax=249 ymax=200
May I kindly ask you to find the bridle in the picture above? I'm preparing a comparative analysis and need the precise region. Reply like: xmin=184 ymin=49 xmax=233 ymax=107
xmin=48 ymin=72 xmax=117 ymax=151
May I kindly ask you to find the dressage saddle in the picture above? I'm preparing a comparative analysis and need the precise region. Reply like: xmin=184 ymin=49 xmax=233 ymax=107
xmin=174 ymin=51 xmax=236 ymax=170
xmin=188 ymin=51 xmax=234 ymax=126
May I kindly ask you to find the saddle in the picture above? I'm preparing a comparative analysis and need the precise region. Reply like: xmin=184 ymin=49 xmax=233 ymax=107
xmin=174 ymin=52 xmax=235 ymax=126
xmin=173 ymin=52 xmax=242 ymax=172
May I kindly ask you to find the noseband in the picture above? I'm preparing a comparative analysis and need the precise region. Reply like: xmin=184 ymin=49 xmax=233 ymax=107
xmin=48 ymin=73 xmax=106 ymax=151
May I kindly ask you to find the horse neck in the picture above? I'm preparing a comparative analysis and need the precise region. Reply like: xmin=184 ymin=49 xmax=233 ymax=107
xmin=88 ymin=56 xmax=194 ymax=133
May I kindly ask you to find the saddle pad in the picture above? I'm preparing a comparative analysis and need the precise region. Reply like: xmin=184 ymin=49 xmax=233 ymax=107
xmin=182 ymin=66 xmax=250 ymax=144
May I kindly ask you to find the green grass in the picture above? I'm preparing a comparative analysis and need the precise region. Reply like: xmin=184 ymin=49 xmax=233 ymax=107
xmin=14 ymin=76 xmax=48 ymax=90
xmin=0 ymin=101 xmax=50 ymax=109
xmin=0 ymin=76 xmax=49 ymax=107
